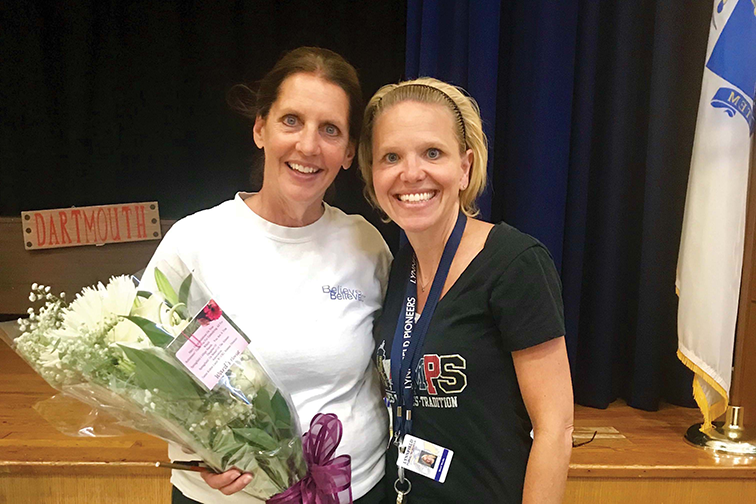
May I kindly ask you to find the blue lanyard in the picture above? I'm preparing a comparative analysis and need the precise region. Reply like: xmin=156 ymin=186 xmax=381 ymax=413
xmin=390 ymin=211 xmax=467 ymax=444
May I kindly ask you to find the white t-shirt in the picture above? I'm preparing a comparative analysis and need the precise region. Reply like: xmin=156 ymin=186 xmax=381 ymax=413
xmin=141 ymin=193 xmax=392 ymax=503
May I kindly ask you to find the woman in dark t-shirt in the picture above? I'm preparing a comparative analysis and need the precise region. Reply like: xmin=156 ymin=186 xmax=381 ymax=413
xmin=358 ymin=78 xmax=574 ymax=503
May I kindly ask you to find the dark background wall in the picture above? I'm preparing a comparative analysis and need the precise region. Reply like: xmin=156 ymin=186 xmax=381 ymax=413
xmin=0 ymin=0 xmax=407 ymax=247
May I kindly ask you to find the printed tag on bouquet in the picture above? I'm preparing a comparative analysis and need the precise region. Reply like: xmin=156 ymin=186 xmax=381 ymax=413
xmin=397 ymin=434 xmax=453 ymax=483
xmin=175 ymin=300 xmax=250 ymax=390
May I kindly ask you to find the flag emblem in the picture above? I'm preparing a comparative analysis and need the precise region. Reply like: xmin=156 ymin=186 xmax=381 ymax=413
xmin=707 ymin=0 xmax=756 ymax=134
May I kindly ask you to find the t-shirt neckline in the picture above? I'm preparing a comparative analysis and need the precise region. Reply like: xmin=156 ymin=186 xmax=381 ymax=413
xmin=234 ymin=192 xmax=332 ymax=243
xmin=412 ymin=224 xmax=498 ymax=311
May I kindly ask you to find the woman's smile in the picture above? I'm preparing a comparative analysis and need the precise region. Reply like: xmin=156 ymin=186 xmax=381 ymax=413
xmin=394 ymin=190 xmax=439 ymax=203
xmin=286 ymin=161 xmax=322 ymax=175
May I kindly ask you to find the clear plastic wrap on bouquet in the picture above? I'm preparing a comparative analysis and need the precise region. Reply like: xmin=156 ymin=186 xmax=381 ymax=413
xmin=11 ymin=259 xmax=308 ymax=500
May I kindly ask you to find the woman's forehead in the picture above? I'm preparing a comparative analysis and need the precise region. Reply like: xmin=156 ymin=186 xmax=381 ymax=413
xmin=373 ymin=101 xmax=458 ymax=145
xmin=273 ymin=73 xmax=350 ymax=124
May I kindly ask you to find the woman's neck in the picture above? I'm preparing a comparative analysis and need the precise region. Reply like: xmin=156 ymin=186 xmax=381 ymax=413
xmin=406 ymin=209 xmax=461 ymax=288
xmin=246 ymin=189 xmax=324 ymax=227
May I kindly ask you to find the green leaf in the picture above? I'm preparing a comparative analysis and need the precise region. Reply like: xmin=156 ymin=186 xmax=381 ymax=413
xmin=274 ymin=418 xmax=291 ymax=431
xmin=178 ymin=274 xmax=193 ymax=311
xmin=256 ymin=456 xmax=288 ymax=491
xmin=253 ymin=388 xmax=273 ymax=419
xmin=274 ymin=423 xmax=292 ymax=440
xmin=210 ymin=427 xmax=247 ymax=464
xmin=124 ymin=316 xmax=174 ymax=347
xmin=255 ymin=411 xmax=276 ymax=437
xmin=233 ymin=427 xmax=279 ymax=451
xmin=154 ymin=268 xmax=178 ymax=306
xmin=271 ymin=391 xmax=291 ymax=427
xmin=118 ymin=345 xmax=202 ymax=399
xmin=136 ymin=290 xmax=152 ymax=299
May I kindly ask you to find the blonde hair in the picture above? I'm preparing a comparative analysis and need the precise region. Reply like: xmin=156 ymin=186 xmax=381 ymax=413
xmin=358 ymin=77 xmax=488 ymax=217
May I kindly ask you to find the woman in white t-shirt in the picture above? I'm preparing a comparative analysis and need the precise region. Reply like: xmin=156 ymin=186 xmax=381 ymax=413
xmin=146 ymin=47 xmax=392 ymax=504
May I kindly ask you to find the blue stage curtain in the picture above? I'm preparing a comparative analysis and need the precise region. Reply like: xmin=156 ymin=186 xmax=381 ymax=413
xmin=408 ymin=0 xmax=713 ymax=410
xmin=405 ymin=0 xmax=501 ymax=221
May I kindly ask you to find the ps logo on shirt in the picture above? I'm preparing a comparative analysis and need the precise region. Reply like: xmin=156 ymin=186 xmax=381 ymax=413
xmin=416 ymin=354 xmax=467 ymax=395
xmin=379 ymin=350 xmax=468 ymax=406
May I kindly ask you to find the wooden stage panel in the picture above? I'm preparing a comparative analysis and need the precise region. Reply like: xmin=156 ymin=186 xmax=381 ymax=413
xmin=0 ymin=471 xmax=169 ymax=504
xmin=567 ymin=478 xmax=756 ymax=503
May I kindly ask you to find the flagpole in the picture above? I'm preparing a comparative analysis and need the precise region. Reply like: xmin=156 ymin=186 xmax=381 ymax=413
xmin=684 ymin=122 xmax=756 ymax=455
xmin=731 ymin=127 xmax=756 ymax=409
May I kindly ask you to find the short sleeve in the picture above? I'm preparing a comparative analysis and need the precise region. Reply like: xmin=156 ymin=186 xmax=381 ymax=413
xmin=376 ymin=243 xmax=393 ymax=300
xmin=490 ymin=245 xmax=565 ymax=351
xmin=347 ymin=214 xmax=393 ymax=301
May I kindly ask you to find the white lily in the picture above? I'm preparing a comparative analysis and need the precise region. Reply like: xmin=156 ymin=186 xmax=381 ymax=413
xmin=168 ymin=318 xmax=191 ymax=337
xmin=130 ymin=293 xmax=190 ymax=338
xmin=131 ymin=293 xmax=171 ymax=324
xmin=108 ymin=319 xmax=152 ymax=349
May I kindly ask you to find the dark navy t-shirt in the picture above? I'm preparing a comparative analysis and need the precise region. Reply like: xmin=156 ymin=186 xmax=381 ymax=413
xmin=374 ymin=222 xmax=565 ymax=503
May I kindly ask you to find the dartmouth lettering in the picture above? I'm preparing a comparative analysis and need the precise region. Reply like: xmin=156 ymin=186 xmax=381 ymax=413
xmin=29 ymin=204 xmax=151 ymax=247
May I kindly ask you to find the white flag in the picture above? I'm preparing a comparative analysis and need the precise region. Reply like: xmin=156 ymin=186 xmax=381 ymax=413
xmin=676 ymin=0 xmax=755 ymax=430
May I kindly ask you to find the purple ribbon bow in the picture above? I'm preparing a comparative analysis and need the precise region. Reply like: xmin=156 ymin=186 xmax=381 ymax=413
xmin=267 ymin=413 xmax=352 ymax=504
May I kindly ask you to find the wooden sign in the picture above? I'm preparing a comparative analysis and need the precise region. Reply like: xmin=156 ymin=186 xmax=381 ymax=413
xmin=21 ymin=202 xmax=162 ymax=250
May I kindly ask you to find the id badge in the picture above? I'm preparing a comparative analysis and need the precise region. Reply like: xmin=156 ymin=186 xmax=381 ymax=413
xmin=396 ymin=434 xmax=453 ymax=483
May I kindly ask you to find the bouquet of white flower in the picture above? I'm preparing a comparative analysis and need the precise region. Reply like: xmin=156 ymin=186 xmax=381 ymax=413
xmin=12 ymin=266 xmax=311 ymax=500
